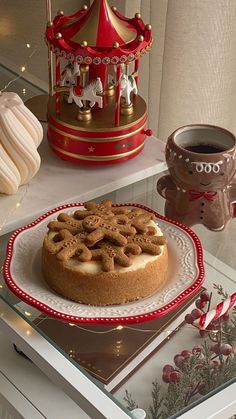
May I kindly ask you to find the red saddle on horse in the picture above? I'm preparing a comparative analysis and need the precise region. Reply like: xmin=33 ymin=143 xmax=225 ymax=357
xmin=73 ymin=85 xmax=83 ymax=96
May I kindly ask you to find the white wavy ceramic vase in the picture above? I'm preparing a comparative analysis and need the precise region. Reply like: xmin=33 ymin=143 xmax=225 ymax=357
xmin=0 ymin=92 xmax=43 ymax=195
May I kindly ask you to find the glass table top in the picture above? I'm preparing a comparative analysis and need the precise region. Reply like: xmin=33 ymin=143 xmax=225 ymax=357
xmin=0 ymin=175 xmax=236 ymax=418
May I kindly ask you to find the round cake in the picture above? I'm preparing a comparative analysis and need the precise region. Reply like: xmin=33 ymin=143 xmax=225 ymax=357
xmin=42 ymin=200 xmax=168 ymax=306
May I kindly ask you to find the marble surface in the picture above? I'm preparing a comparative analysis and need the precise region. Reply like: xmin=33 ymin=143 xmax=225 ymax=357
xmin=0 ymin=133 xmax=166 ymax=236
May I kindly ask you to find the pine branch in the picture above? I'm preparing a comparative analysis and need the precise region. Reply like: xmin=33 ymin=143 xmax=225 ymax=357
xmin=124 ymin=389 xmax=138 ymax=410
xmin=124 ymin=285 xmax=236 ymax=419
xmin=213 ymin=283 xmax=229 ymax=299
xmin=148 ymin=380 xmax=164 ymax=419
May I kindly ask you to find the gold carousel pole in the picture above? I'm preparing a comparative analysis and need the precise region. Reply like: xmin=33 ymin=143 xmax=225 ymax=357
xmin=46 ymin=0 xmax=54 ymax=97
xmin=78 ymin=64 xmax=92 ymax=121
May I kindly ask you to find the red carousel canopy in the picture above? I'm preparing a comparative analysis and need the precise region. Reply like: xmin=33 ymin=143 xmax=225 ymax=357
xmin=46 ymin=0 xmax=152 ymax=65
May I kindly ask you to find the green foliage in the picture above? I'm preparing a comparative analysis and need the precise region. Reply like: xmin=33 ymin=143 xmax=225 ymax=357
xmin=124 ymin=285 xmax=236 ymax=418
xmin=149 ymin=381 xmax=164 ymax=419
xmin=124 ymin=389 xmax=138 ymax=411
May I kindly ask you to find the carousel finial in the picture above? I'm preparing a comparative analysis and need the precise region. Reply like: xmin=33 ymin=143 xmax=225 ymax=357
xmin=113 ymin=41 xmax=120 ymax=48
xmin=57 ymin=10 xmax=64 ymax=16
xmin=146 ymin=24 xmax=152 ymax=31
xmin=135 ymin=13 xmax=141 ymax=19
xmin=83 ymin=5 xmax=88 ymax=10
xmin=111 ymin=6 xmax=117 ymax=11
xmin=47 ymin=21 xmax=53 ymax=27
xmin=138 ymin=35 xmax=144 ymax=42
xmin=55 ymin=32 xmax=62 ymax=39
xmin=81 ymin=41 xmax=88 ymax=47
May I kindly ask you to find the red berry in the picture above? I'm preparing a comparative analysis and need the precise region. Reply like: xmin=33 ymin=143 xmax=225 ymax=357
xmin=162 ymin=372 xmax=171 ymax=383
xmin=163 ymin=364 xmax=174 ymax=373
xmin=196 ymin=299 xmax=207 ymax=309
xmin=169 ymin=371 xmax=180 ymax=383
xmin=174 ymin=355 xmax=185 ymax=367
xmin=185 ymin=314 xmax=194 ymax=324
xmin=199 ymin=329 xmax=209 ymax=338
xmin=219 ymin=343 xmax=233 ymax=356
xmin=191 ymin=309 xmax=203 ymax=319
xmin=181 ymin=350 xmax=192 ymax=359
xmin=192 ymin=346 xmax=202 ymax=354
xmin=200 ymin=291 xmax=210 ymax=302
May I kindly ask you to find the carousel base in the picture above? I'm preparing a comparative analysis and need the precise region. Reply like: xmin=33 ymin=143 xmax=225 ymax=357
xmin=47 ymin=94 xmax=150 ymax=165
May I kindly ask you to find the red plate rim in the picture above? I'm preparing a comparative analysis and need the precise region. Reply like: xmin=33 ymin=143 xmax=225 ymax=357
xmin=3 ymin=203 xmax=205 ymax=325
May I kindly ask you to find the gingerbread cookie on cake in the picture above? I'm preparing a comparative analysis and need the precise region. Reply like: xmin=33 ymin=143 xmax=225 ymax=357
xmin=42 ymin=200 xmax=168 ymax=306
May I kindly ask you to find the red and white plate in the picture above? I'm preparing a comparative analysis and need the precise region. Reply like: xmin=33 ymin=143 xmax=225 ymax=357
xmin=3 ymin=203 xmax=205 ymax=324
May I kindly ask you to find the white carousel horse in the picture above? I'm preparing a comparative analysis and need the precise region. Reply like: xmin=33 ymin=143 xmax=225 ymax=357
xmin=68 ymin=77 xmax=103 ymax=108
xmin=60 ymin=62 xmax=81 ymax=87
xmin=120 ymin=74 xmax=138 ymax=105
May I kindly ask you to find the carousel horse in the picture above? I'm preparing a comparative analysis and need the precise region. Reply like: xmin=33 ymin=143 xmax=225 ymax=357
xmin=120 ymin=74 xmax=138 ymax=105
xmin=67 ymin=77 xmax=103 ymax=108
xmin=60 ymin=62 xmax=81 ymax=87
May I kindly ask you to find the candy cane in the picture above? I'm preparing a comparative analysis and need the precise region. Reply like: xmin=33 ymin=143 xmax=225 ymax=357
xmin=194 ymin=293 xmax=236 ymax=329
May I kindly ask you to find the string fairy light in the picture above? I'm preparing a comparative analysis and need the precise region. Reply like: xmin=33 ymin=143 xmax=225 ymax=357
xmin=4 ymin=305 xmax=233 ymax=343
xmin=0 ymin=45 xmax=37 ymax=94
xmin=15 ymin=310 xmax=185 ymax=336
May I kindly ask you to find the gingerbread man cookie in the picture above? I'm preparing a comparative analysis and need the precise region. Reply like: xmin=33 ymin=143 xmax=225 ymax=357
xmin=45 ymin=229 xmax=92 ymax=262
xmin=116 ymin=209 xmax=156 ymax=234
xmin=74 ymin=200 xmax=128 ymax=220
xmin=128 ymin=234 xmax=166 ymax=255
xmin=48 ymin=213 xmax=83 ymax=235
xmin=82 ymin=215 xmax=136 ymax=246
xmin=91 ymin=241 xmax=141 ymax=271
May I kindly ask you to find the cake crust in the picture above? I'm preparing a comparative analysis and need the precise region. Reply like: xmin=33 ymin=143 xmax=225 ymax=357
xmin=42 ymin=242 xmax=168 ymax=305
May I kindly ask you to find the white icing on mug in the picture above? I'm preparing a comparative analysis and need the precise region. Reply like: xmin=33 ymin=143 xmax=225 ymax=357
xmin=192 ymin=161 xmax=223 ymax=173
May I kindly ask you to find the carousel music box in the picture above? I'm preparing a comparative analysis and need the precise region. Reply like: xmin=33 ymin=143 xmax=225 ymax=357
xmin=45 ymin=0 xmax=153 ymax=165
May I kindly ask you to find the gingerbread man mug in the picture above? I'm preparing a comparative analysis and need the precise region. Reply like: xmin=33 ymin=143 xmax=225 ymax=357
xmin=157 ymin=124 xmax=236 ymax=231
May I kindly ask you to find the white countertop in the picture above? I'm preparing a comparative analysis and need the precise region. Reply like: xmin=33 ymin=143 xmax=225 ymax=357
xmin=0 ymin=133 xmax=166 ymax=236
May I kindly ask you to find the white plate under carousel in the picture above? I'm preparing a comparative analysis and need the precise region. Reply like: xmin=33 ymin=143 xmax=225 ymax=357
xmin=3 ymin=203 xmax=205 ymax=324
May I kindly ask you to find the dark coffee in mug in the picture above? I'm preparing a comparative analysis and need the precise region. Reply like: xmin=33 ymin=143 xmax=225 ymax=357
xmin=184 ymin=144 xmax=225 ymax=154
